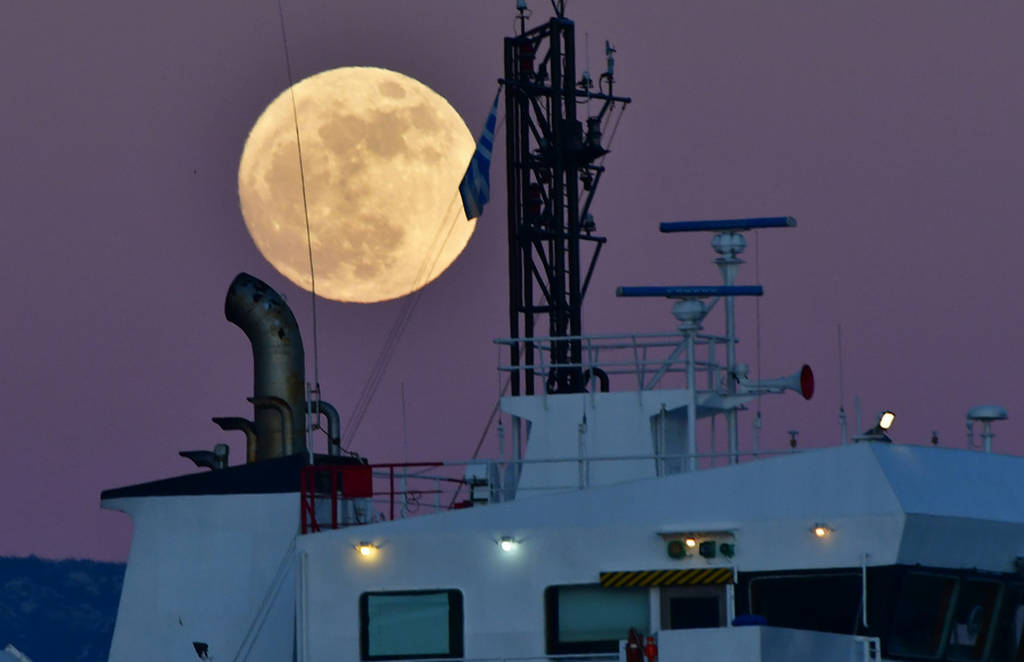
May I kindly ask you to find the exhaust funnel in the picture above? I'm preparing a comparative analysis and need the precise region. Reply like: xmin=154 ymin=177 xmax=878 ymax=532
xmin=225 ymin=273 xmax=306 ymax=461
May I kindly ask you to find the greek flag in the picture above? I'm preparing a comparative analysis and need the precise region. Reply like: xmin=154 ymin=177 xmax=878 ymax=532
xmin=459 ymin=90 xmax=501 ymax=220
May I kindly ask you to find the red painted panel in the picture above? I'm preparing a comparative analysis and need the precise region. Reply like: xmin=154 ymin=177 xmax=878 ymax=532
xmin=341 ymin=465 xmax=372 ymax=498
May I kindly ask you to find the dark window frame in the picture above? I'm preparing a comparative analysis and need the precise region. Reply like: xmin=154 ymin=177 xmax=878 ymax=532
xmin=886 ymin=571 xmax=959 ymax=660
xmin=660 ymin=584 xmax=726 ymax=630
xmin=737 ymin=565 xmax=1019 ymax=661
xmin=946 ymin=577 xmax=1004 ymax=662
xmin=747 ymin=571 xmax=863 ymax=635
xmin=359 ymin=589 xmax=464 ymax=661
xmin=544 ymin=584 xmax=650 ymax=655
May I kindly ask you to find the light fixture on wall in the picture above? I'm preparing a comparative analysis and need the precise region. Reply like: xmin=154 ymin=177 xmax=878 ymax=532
xmin=355 ymin=542 xmax=379 ymax=557
xmin=498 ymin=536 xmax=520 ymax=552
xmin=811 ymin=524 xmax=832 ymax=538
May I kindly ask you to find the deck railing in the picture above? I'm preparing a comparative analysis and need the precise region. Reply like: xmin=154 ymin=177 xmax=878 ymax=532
xmin=299 ymin=449 xmax=799 ymax=534
xmin=494 ymin=331 xmax=731 ymax=392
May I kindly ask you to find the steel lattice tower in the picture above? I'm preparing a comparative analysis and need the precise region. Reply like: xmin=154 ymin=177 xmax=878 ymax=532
xmin=503 ymin=7 xmax=630 ymax=396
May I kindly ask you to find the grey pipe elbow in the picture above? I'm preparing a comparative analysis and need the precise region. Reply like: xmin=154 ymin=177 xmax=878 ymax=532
xmin=308 ymin=399 xmax=342 ymax=456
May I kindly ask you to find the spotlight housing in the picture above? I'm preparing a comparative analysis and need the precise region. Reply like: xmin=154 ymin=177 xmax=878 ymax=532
xmin=853 ymin=410 xmax=896 ymax=442
xmin=498 ymin=536 xmax=519 ymax=552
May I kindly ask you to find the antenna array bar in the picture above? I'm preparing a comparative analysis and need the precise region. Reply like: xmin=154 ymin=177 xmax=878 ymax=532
xmin=616 ymin=286 xmax=764 ymax=298
xmin=659 ymin=217 xmax=796 ymax=233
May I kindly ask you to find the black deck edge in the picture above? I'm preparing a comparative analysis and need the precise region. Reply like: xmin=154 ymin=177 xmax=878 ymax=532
xmin=100 ymin=453 xmax=363 ymax=500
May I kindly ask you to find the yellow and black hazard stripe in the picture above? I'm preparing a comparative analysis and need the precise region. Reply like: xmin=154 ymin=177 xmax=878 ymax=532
xmin=599 ymin=567 xmax=734 ymax=588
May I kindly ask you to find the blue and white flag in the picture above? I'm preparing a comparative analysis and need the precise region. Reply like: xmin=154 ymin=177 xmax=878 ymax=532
xmin=459 ymin=90 xmax=501 ymax=220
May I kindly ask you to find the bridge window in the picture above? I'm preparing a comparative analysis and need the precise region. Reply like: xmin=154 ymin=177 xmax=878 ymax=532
xmin=988 ymin=584 xmax=1024 ymax=661
xmin=888 ymin=572 xmax=957 ymax=658
xmin=947 ymin=578 xmax=1002 ymax=661
xmin=359 ymin=590 xmax=463 ymax=660
xmin=748 ymin=572 xmax=861 ymax=634
xmin=545 ymin=584 xmax=649 ymax=654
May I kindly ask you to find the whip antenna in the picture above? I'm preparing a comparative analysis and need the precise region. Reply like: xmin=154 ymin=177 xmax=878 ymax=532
xmin=276 ymin=0 xmax=321 ymax=404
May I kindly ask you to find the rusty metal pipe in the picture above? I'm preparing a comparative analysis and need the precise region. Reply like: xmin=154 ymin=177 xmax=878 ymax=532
xmin=226 ymin=273 xmax=306 ymax=460
xmin=247 ymin=396 xmax=294 ymax=457
xmin=212 ymin=417 xmax=258 ymax=463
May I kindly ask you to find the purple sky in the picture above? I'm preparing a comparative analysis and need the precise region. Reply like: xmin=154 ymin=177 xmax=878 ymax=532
xmin=3 ymin=1 xmax=1022 ymax=561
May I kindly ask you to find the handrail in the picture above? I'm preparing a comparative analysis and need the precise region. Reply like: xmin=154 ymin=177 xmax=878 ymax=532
xmin=401 ymin=656 xmax=617 ymax=662
xmin=299 ymin=449 xmax=802 ymax=533
xmin=494 ymin=330 xmax=734 ymax=391
xmin=397 ymin=656 xmax=617 ymax=662
xmin=494 ymin=331 xmax=729 ymax=343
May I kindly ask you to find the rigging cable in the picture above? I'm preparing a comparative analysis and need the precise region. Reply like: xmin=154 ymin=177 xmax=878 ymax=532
xmin=342 ymin=104 xmax=506 ymax=450
xmin=596 ymin=102 xmax=627 ymax=167
xmin=340 ymin=189 xmax=460 ymax=450
xmin=448 ymin=376 xmax=511 ymax=508
xmin=276 ymin=0 xmax=321 ymax=399
xmin=754 ymin=229 xmax=762 ymax=452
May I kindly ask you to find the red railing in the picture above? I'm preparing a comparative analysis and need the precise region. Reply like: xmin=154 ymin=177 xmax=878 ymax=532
xmin=300 ymin=462 xmax=447 ymax=534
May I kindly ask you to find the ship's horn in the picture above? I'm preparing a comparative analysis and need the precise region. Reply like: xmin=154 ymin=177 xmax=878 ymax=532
xmin=751 ymin=364 xmax=814 ymax=400
xmin=224 ymin=273 xmax=307 ymax=461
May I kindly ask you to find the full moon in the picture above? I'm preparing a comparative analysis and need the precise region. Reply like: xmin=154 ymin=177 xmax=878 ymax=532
xmin=238 ymin=67 xmax=477 ymax=303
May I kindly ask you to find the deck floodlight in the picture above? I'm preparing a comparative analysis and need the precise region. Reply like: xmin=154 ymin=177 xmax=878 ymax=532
xmin=812 ymin=524 xmax=831 ymax=538
xmin=853 ymin=410 xmax=896 ymax=443
xmin=356 ymin=542 xmax=378 ymax=557
xmin=498 ymin=536 xmax=519 ymax=552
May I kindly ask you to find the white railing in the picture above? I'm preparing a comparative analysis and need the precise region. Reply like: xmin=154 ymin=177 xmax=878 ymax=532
xmin=854 ymin=636 xmax=882 ymax=662
xmin=304 ymin=449 xmax=802 ymax=531
xmin=390 ymin=656 xmax=617 ymax=662
xmin=495 ymin=331 xmax=731 ymax=391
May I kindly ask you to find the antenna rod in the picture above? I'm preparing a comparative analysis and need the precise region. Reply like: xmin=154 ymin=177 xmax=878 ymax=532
xmin=276 ymin=0 xmax=321 ymax=402
xmin=401 ymin=382 xmax=408 ymax=517
xmin=838 ymin=324 xmax=847 ymax=444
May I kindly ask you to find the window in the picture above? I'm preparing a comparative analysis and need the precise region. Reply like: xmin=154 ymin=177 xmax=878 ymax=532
xmin=545 ymin=584 xmax=649 ymax=654
xmin=661 ymin=585 xmax=725 ymax=630
xmin=947 ymin=578 xmax=1002 ymax=661
xmin=988 ymin=584 xmax=1024 ymax=662
xmin=748 ymin=573 xmax=861 ymax=634
xmin=888 ymin=573 xmax=957 ymax=658
xmin=359 ymin=590 xmax=463 ymax=660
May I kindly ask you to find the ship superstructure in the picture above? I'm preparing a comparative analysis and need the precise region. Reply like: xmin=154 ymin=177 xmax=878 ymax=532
xmin=101 ymin=5 xmax=1022 ymax=662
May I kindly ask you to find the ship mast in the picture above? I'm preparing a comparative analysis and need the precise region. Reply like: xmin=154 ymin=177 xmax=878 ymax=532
xmin=502 ymin=3 xmax=630 ymax=396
